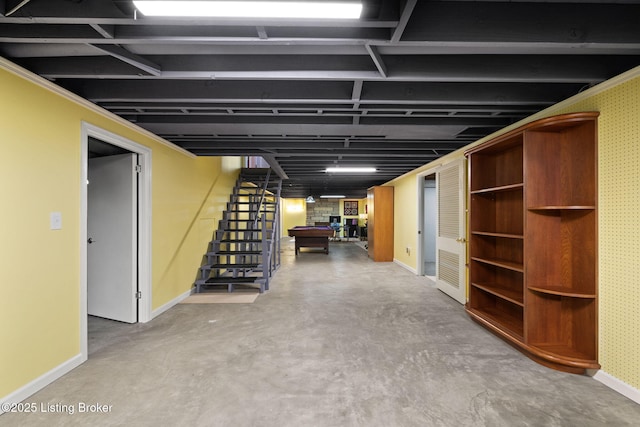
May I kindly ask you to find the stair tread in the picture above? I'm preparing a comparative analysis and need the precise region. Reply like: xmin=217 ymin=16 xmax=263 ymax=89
xmin=215 ymin=239 xmax=263 ymax=243
xmin=202 ymin=263 xmax=261 ymax=269
xmin=210 ymin=251 xmax=263 ymax=255
xmin=217 ymin=227 xmax=272 ymax=230
xmin=223 ymin=218 xmax=275 ymax=222
xmin=217 ymin=228 xmax=273 ymax=234
xmin=229 ymin=201 xmax=277 ymax=205
xmin=197 ymin=277 xmax=259 ymax=284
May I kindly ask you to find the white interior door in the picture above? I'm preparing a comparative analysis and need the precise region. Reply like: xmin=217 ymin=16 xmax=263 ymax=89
xmin=435 ymin=158 xmax=467 ymax=304
xmin=88 ymin=153 xmax=138 ymax=323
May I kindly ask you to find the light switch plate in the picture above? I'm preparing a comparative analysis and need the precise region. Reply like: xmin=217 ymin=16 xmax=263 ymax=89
xmin=50 ymin=212 xmax=62 ymax=230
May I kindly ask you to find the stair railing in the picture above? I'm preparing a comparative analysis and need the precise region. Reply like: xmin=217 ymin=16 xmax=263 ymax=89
xmin=252 ymin=168 xmax=272 ymax=230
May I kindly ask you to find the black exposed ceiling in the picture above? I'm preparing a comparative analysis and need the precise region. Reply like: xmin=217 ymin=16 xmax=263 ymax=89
xmin=2 ymin=0 xmax=639 ymax=198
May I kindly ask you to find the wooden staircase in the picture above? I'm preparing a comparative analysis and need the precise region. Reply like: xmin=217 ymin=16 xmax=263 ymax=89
xmin=194 ymin=168 xmax=282 ymax=293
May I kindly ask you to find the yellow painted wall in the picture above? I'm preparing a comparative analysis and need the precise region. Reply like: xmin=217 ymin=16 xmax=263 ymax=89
xmin=389 ymin=68 xmax=640 ymax=391
xmin=391 ymin=176 xmax=419 ymax=269
xmin=281 ymin=198 xmax=307 ymax=237
xmin=0 ymin=63 xmax=241 ymax=398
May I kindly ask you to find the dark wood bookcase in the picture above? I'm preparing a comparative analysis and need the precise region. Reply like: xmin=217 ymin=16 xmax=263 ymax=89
xmin=465 ymin=112 xmax=599 ymax=374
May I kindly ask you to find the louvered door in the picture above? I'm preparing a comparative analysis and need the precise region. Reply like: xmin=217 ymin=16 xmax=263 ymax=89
xmin=435 ymin=158 xmax=467 ymax=304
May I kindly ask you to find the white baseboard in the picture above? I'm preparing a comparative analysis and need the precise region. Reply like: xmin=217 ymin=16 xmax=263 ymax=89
xmin=0 ymin=353 xmax=85 ymax=415
xmin=1 ymin=289 xmax=193 ymax=414
xmin=593 ymin=370 xmax=640 ymax=405
xmin=393 ymin=258 xmax=418 ymax=275
xmin=151 ymin=288 xmax=193 ymax=320
xmin=5 ymin=291 xmax=638 ymax=416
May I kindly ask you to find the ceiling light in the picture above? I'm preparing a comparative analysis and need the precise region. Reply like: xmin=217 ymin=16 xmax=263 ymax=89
xmin=325 ymin=167 xmax=377 ymax=173
xmin=320 ymin=195 xmax=345 ymax=199
xmin=305 ymin=195 xmax=315 ymax=203
xmin=132 ymin=1 xmax=363 ymax=19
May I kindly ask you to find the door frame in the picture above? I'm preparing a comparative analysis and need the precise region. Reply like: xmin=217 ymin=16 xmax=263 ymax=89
xmin=416 ymin=164 xmax=441 ymax=276
xmin=80 ymin=122 xmax=152 ymax=357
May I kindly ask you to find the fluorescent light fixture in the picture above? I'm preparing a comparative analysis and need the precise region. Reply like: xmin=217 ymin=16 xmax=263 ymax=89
xmin=320 ymin=195 xmax=345 ymax=199
xmin=325 ymin=167 xmax=377 ymax=173
xmin=305 ymin=195 xmax=315 ymax=203
xmin=133 ymin=1 xmax=363 ymax=19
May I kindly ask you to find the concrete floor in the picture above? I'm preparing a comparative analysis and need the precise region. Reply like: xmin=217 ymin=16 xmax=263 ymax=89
xmin=3 ymin=239 xmax=640 ymax=426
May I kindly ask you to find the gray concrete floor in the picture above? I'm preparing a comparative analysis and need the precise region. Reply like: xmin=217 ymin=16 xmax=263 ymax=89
xmin=3 ymin=239 xmax=640 ymax=426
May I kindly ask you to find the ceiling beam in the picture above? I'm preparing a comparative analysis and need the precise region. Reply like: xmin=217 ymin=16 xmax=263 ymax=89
xmin=261 ymin=155 xmax=289 ymax=179
xmin=100 ymin=102 xmax=544 ymax=113
xmin=353 ymin=79 xmax=363 ymax=125
xmin=88 ymin=44 xmax=162 ymax=76
xmin=390 ymin=0 xmax=417 ymax=43
xmin=184 ymin=148 xmax=445 ymax=157
xmin=4 ymin=0 xmax=31 ymax=17
xmin=352 ymin=79 xmax=363 ymax=104
xmin=256 ymin=26 xmax=268 ymax=40
xmin=134 ymin=115 xmax=512 ymax=127
xmin=31 ymin=54 xmax=637 ymax=83
xmin=90 ymin=23 xmax=115 ymax=39
xmin=69 ymin=80 xmax=579 ymax=104
xmin=365 ymin=44 xmax=387 ymax=78
xmin=169 ymin=141 xmax=468 ymax=151
xmin=0 ymin=16 xmax=398 ymax=28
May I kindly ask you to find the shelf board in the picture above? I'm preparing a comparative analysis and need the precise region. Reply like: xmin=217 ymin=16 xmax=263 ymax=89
xmin=471 ymin=183 xmax=524 ymax=194
xmin=466 ymin=307 xmax=524 ymax=341
xmin=472 ymin=282 xmax=524 ymax=306
xmin=528 ymin=206 xmax=596 ymax=211
xmin=471 ymin=256 xmax=524 ymax=273
xmin=528 ymin=286 xmax=596 ymax=299
xmin=471 ymin=231 xmax=524 ymax=239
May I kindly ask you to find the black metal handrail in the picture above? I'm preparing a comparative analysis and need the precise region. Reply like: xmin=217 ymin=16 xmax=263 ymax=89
xmin=252 ymin=168 xmax=272 ymax=229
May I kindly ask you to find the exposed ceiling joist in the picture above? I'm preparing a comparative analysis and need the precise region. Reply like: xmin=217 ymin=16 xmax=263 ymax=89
xmin=1 ymin=0 xmax=639 ymax=198
xmin=88 ymin=44 xmax=162 ymax=76
xmin=365 ymin=44 xmax=387 ymax=78
xmin=90 ymin=23 xmax=115 ymax=39
xmin=390 ymin=0 xmax=417 ymax=43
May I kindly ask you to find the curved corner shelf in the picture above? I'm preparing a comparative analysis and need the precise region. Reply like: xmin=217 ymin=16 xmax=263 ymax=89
xmin=527 ymin=345 xmax=601 ymax=373
xmin=528 ymin=286 xmax=596 ymax=299
xmin=528 ymin=205 xmax=595 ymax=211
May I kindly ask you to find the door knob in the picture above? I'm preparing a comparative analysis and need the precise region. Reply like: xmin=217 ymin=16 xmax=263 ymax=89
xmin=87 ymin=238 xmax=96 ymax=244
xmin=456 ymin=237 xmax=466 ymax=243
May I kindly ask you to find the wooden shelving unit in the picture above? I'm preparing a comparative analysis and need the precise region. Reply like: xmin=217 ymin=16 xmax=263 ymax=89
xmin=465 ymin=112 xmax=599 ymax=374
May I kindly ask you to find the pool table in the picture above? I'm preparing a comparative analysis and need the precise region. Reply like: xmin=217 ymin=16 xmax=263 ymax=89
xmin=287 ymin=225 xmax=335 ymax=255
